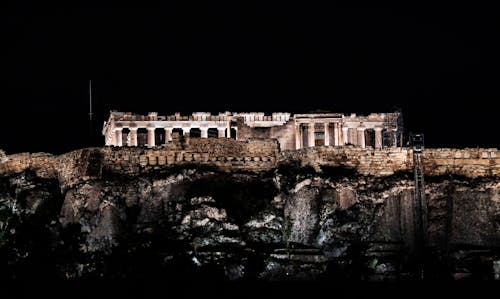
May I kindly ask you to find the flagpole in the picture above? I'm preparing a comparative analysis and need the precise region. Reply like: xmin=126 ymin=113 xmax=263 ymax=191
xmin=89 ymin=80 xmax=94 ymax=145
xmin=89 ymin=80 xmax=93 ymax=121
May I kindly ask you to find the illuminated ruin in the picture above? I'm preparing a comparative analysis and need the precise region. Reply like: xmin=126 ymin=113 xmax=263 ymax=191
xmin=102 ymin=111 xmax=403 ymax=150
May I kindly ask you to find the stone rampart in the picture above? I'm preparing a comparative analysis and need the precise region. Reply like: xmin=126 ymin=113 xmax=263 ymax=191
xmin=281 ymin=147 xmax=499 ymax=178
xmin=280 ymin=146 xmax=410 ymax=175
xmin=0 ymin=152 xmax=58 ymax=179
xmin=423 ymin=148 xmax=499 ymax=177
xmin=102 ymin=138 xmax=279 ymax=174
xmin=57 ymin=148 xmax=104 ymax=189
xmin=0 ymin=140 xmax=498 ymax=191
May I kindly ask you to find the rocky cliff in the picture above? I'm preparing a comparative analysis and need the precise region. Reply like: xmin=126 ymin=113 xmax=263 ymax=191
xmin=0 ymin=147 xmax=499 ymax=281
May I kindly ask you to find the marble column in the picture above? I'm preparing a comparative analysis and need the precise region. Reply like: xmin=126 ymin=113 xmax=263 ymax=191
xmin=218 ymin=128 xmax=226 ymax=138
xmin=115 ymin=128 xmax=123 ymax=146
xmin=165 ymin=128 xmax=172 ymax=143
xmin=308 ymin=123 xmax=315 ymax=147
xmin=129 ymin=128 xmax=138 ymax=147
xmin=226 ymin=118 xmax=231 ymax=138
xmin=333 ymin=123 xmax=339 ymax=146
xmin=201 ymin=128 xmax=208 ymax=138
xmin=357 ymin=128 xmax=366 ymax=148
xmin=295 ymin=123 xmax=302 ymax=150
xmin=107 ymin=130 xmax=115 ymax=146
xmin=392 ymin=129 xmax=398 ymax=147
xmin=342 ymin=127 xmax=349 ymax=145
xmin=374 ymin=128 xmax=383 ymax=149
xmin=324 ymin=123 xmax=330 ymax=146
xmin=147 ymin=128 xmax=155 ymax=148
xmin=338 ymin=124 xmax=343 ymax=145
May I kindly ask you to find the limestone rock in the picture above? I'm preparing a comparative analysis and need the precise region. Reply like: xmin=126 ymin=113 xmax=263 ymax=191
xmin=0 ymin=153 xmax=499 ymax=281
xmin=244 ymin=213 xmax=283 ymax=244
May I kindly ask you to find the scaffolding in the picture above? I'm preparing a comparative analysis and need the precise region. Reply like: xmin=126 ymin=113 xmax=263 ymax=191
xmin=410 ymin=133 xmax=427 ymax=278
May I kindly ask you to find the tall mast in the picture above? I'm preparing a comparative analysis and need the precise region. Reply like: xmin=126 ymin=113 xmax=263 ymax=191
xmin=89 ymin=80 xmax=93 ymax=121
xmin=88 ymin=80 xmax=94 ymax=145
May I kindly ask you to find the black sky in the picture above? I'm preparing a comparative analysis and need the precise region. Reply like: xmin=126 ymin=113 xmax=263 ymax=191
xmin=1 ymin=3 xmax=499 ymax=154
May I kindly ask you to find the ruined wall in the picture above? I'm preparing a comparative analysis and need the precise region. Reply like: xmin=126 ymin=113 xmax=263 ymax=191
xmin=281 ymin=147 xmax=500 ymax=178
xmin=423 ymin=148 xmax=499 ymax=177
xmin=102 ymin=138 xmax=278 ymax=175
xmin=57 ymin=148 xmax=104 ymax=190
xmin=236 ymin=118 xmax=297 ymax=151
xmin=0 ymin=149 xmax=6 ymax=162
xmin=0 ymin=152 xmax=58 ymax=179
xmin=270 ymin=120 xmax=296 ymax=151
xmin=281 ymin=146 xmax=410 ymax=176
xmin=0 ymin=143 xmax=498 ymax=190
xmin=236 ymin=118 xmax=271 ymax=140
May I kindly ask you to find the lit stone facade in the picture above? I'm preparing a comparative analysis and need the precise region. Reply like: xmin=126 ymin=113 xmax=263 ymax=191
xmin=102 ymin=111 xmax=403 ymax=151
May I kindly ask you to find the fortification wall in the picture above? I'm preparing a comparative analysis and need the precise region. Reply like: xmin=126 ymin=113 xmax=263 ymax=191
xmin=281 ymin=147 xmax=500 ymax=178
xmin=102 ymin=138 xmax=279 ymax=175
xmin=280 ymin=146 xmax=411 ymax=176
xmin=0 ymin=152 xmax=58 ymax=179
xmin=423 ymin=148 xmax=499 ymax=177
xmin=0 ymin=140 xmax=498 ymax=191
xmin=0 ymin=138 xmax=279 ymax=189
xmin=57 ymin=148 xmax=104 ymax=190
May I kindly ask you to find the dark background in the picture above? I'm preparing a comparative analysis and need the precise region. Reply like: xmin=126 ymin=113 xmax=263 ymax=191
xmin=1 ymin=3 xmax=498 ymax=154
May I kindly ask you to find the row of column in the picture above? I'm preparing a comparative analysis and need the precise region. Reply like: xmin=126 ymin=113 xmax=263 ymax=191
xmin=112 ymin=127 xmax=232 ymax=147
xmin=342 ymin=127 xmax=384 ymax=149
xmin=295 ymin=123 xmax=385 ymax=149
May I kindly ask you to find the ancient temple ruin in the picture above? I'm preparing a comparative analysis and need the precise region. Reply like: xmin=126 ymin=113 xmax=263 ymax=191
xmin=102 ymin=111 xmax=403 ymax=151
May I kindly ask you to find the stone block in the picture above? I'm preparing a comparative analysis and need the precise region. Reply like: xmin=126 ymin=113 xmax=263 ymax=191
xmin=148 ymin=156 xmax=157 ymax=166
xmin=139 ymin=156 xmax=148 ymax=167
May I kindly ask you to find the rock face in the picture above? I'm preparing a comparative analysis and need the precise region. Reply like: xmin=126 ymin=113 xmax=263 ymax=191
xmin=0 ymin=157 xmax=499 ymax=280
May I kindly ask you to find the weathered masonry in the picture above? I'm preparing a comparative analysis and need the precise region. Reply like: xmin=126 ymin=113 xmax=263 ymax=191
xmin=102 ymin=111 xmax=403 ymax=151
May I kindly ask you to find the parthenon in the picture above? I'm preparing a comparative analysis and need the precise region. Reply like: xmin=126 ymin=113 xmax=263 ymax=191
xmin=102 ymin=111 xmax=403 ymax=151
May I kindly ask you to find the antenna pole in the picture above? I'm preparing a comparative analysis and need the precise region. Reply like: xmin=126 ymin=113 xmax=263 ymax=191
xmin=88 ymin=80 xmax=95 ymax=146
xmin=89 ymin=80 xmax=93 ymax=121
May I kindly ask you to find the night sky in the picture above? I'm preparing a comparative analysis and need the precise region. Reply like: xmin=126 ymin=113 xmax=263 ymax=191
xmin=1 ymin=3 xmax=498 ymax=154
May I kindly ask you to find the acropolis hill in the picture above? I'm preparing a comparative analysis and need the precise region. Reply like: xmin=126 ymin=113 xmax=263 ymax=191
xmin=0 ymin=110 xmax=498 ymax=281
